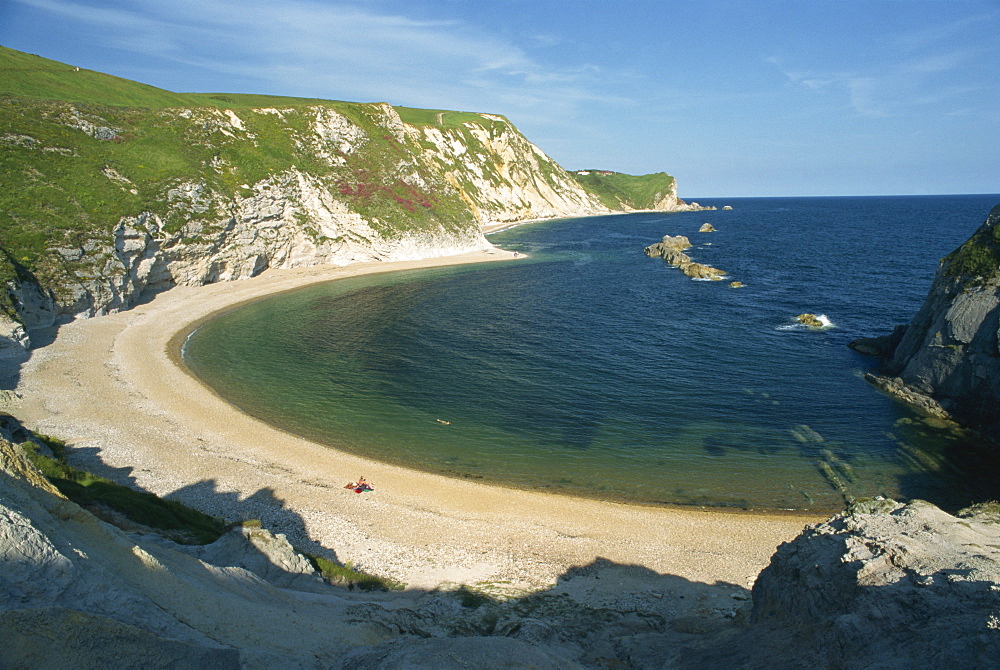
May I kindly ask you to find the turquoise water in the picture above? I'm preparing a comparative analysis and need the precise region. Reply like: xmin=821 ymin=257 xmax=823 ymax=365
xmin=184 ymin=195 xmax=1000 ymax=512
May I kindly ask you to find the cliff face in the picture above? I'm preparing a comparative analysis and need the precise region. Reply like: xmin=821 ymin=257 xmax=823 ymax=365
xmin=852 ymin=204 xmax=1000 ymax=436
xmin=0 ymin=48 xmax=696 ymax=354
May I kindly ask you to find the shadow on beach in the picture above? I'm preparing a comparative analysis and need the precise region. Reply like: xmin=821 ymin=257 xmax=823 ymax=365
xmin=61 ymin=442 xmax=341 ymax=567
xmin=0 ymin=415 xmax=760 ymax=667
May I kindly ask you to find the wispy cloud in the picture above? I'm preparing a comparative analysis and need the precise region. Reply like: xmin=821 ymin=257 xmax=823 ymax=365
xmin=893 ymin=13 xmax=998 ymax=52
xmin=767 ymin=40 xmax=989 ymax=120
xmin=10 ymin=0 xmax=628 ymax=121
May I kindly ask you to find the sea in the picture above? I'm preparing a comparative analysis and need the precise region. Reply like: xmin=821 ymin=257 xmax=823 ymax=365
xmin=183 ymin=194 xmax=1000 ymax=512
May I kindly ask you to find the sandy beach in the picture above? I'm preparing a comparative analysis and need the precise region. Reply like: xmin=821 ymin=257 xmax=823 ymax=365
xmin=2 ymin=246 xmax=821 ymax=596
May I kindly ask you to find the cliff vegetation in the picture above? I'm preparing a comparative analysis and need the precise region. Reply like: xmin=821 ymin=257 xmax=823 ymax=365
xmin=570 ymin=169 xmax=682 ymax=210
xmin=943 ymin=213 xmax=1000 ymax=286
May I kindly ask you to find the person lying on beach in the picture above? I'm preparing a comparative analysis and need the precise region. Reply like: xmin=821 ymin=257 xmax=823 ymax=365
xmin=344 ymin=477 xmax=374 ymax=493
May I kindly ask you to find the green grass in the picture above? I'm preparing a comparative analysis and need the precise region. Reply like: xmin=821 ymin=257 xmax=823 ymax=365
xmin=456 ymin=585 xmax=496 ymax=608
xmin=22 ymin=435 xmax=227 ymax=544
xmin=1 ymin=46 xmax=195 ymax=108
xmin=958 ymin=501 xmax=1000 ymax=523
xmin=0 ymin=46 xmax=350 ymax=111
xmin=569 ymin=170 xmax=676 ymax=210
xmin=394 ymin=106 xmax=505 ymax=130
xmin=305 ymin=553 xmax=405 ymax=591
xmin=943 ymin=220 xmax=1000 ymax=286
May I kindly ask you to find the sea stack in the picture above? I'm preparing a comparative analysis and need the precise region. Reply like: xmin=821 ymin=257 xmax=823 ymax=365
xmin=850 ymin=203 xmax=1000 ymax=438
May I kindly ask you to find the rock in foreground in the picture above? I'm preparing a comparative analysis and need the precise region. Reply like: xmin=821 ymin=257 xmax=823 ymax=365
xmin=4 ymin=422 xmax=1000 ymax=668
xmin=676 ymin=499 xmax=1000 ymax=669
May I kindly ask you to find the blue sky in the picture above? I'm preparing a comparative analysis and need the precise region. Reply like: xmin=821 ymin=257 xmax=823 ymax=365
xmin=2 ymin=0 xmax=998 ymax=197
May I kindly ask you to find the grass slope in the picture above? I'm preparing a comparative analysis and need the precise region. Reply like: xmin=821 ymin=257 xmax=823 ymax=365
xmin=0 ymin=46 xmax=193 ymax=107
xmin=569 ymin=170 xmax=676 ymax=210
xmin=943 ymin=209 xmax=1000 ymax=286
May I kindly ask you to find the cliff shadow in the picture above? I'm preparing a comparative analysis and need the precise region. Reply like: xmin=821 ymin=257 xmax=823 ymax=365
xmin=44 ymin=442 xmax=344 ymax=573
xmin=3 ymin=419 xmax=773 ymax=667
xmin=334 ymin=556 xmax=752 ymax=669
xmin=881 ymin=410 xmax=1000 ymax=513
xmin=0 ymin=322 xmax=62 ymax=394
xmin=169 ymin=478 xmax=334 ymax=559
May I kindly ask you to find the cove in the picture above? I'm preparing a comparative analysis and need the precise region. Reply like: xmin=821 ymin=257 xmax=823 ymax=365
xmin=183 ymin=195 xmax=1000 ymax=512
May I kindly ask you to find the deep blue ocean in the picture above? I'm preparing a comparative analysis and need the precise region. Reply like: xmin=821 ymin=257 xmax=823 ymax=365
xmin=184 ymin=194 xmax=1000 ymax=512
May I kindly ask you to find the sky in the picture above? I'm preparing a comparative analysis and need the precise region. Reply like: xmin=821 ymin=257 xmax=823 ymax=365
xmin=1 ymin=0 xmax=998 ymax=198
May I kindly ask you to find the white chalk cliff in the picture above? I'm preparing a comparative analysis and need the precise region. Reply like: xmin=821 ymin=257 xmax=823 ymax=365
xmin=2 ymin=100 xmax=695 ymax=354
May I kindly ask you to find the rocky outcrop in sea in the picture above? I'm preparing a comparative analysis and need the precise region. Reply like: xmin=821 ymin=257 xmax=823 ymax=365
xmin=850 ymin=203 xmax=1000 ymax=438
xmin=644 ymin=234 xmax=726 ymax=280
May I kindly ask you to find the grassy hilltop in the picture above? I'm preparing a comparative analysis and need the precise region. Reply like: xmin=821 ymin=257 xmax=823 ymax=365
xmin=569 ymin=169 xmax=677 ymax=211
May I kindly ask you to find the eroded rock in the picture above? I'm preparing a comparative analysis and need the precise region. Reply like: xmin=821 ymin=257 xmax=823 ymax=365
xmin=849 ymin=203 xmax=1000 ymax=437
xmin=676 ymin=499 xmax=1000 ymax=669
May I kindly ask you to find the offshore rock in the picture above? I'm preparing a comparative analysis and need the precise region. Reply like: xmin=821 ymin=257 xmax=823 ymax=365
xmin=644 ymin=234 xmax=692 ymax=258
xmin=797 ymin=313 xmax=824 ymax=328
xmin=644 ymin=234 xmax=726 ymax=280
xmin=699 ymin=223 xmax=716 ymax=232
xmin=676 ymin=499 xmax=1000 ymax=669
xmin=850 ymin=203 xmax=1000 ymax=437
xmin=681 ymin=262 xmax=726 ymax=281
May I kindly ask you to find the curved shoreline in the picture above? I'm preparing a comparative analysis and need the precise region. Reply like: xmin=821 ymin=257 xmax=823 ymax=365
xmin=7 ymin=247 xmax=821 ymax=593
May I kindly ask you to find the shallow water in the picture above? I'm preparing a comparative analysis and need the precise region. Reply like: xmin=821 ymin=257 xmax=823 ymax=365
xmin=184 ymin=194 xmax=1000 ymax=512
